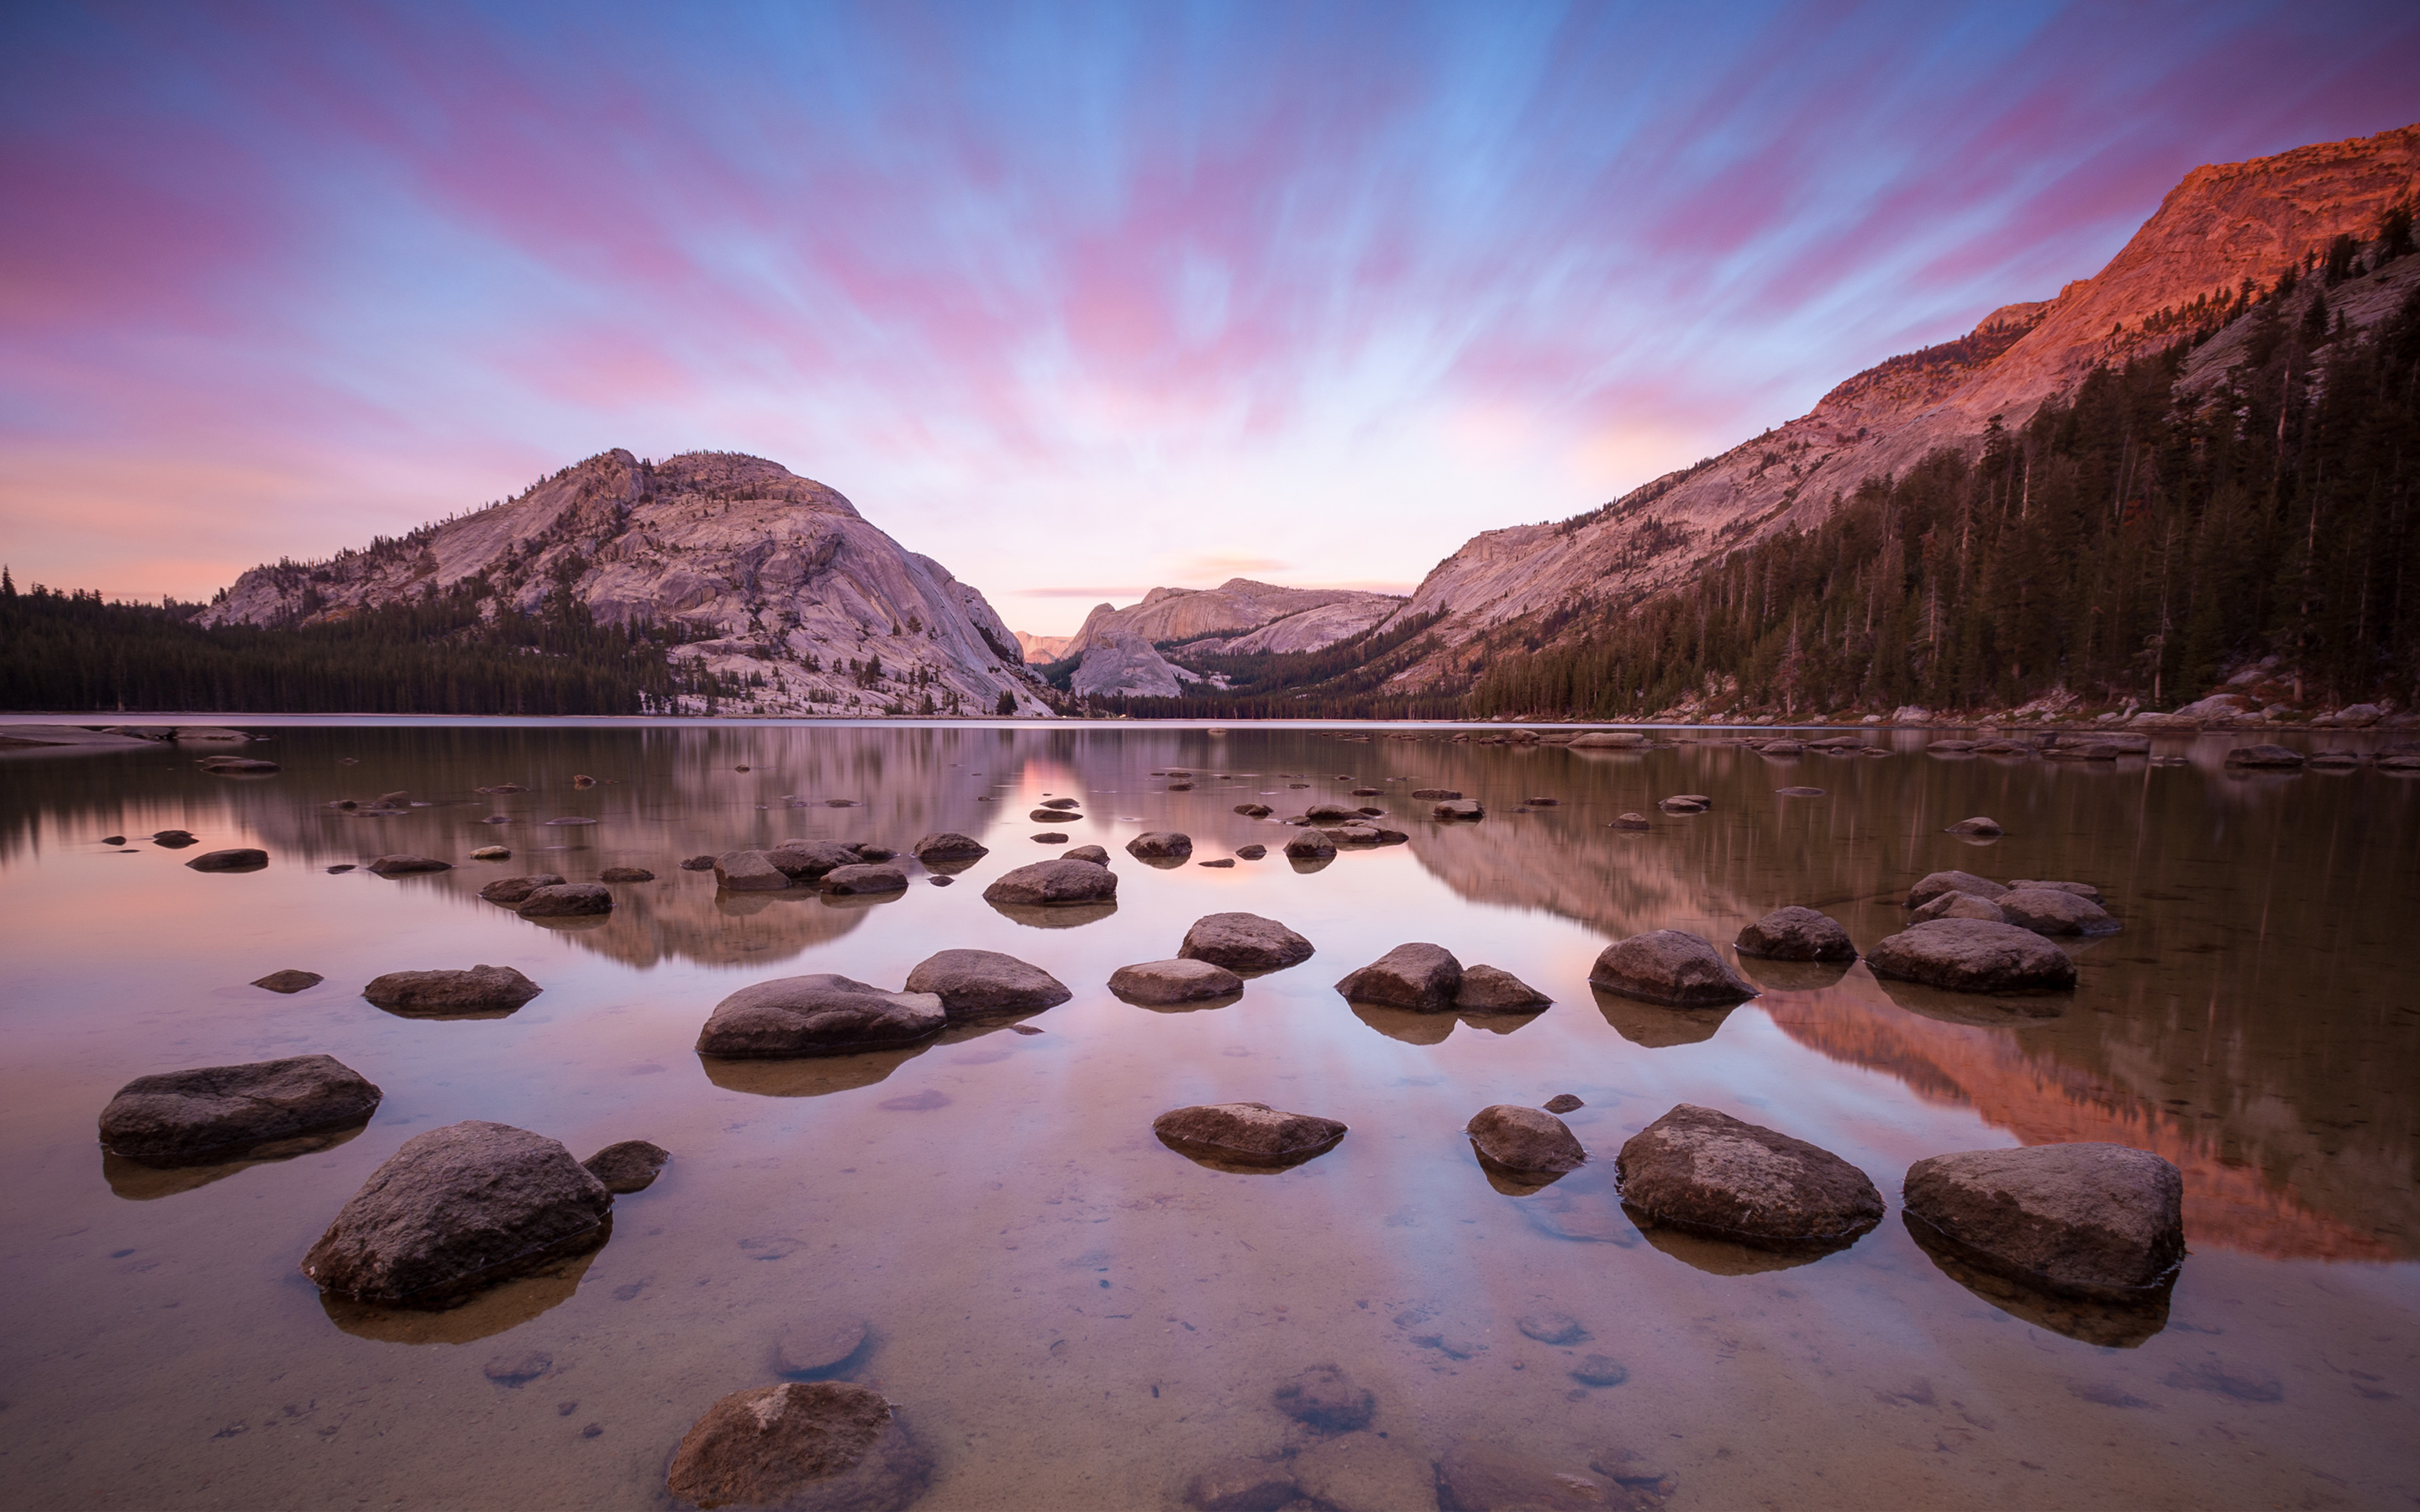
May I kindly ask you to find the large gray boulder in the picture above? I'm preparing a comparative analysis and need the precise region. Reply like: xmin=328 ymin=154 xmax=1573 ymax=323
xmin=666 ymin=1382 xmax=929 ymax=1512
xmin=516 ymin=882 xmax=613 ymax=918
xmin=1126 ymin=831 xmax=1195 ymax=859
xmin=362 ymin=965 xmax=542 ymax=1015
xmin=1867 ymin=919 xmax=2078 ymax=992
xmin=766 ymin=840 xmax=860 ymax=879
xmin=903 ymin=949 xmax=1071 ymax=1017
xmin=184 ymin=848 xmax=269 ymax=873
xmin=1733 ymin=906 xmax=1855 ymax=961
xmin=982 ymin=858 xmax=1118 ymax=906
xmin=1179 ymin=912 xmax=1314 ymax=973
xmin=98 ymin=1055 xmax=381 ymax=1165
xmin=1905 ymin=869 xmax=2005 ymax=911
xmin=1996 ymin=887 xmax=2121 ymax=936
xmin=478 ymin=873 xmax=566 ymax=905
xmin=910 ymin=832 xmax=988 ymax=861
xmin=714 ymin=849 xmax=792 ymax=891
xmin=1153 ymin=1103 xmax=1346 ymax=1168
xmin=1334 ymin=943 xmax=1463 ymax=1011
xmin=1587 ymin=930 xmax=1757 ymax=1006
xmin=1617 ymin=1104 xmax=1883 ymax=1247
xmin=1454 ymin=965 xmax=1551 ymax=1011
xmin=1109 ymin=958 xmax=1244 ymax=1005
xmin=695 ymin=974 xmax=946 ymax=1058
xmin=1466 ymin=1104 xmax=1586 ymax=1173
xmin=1903 ymin=1144 xmax=2184 ymax=1300
xmin=818 ymin=864 xmax=908 ymax=895
xmin=299 ymin=1121 xmax=613 ymax=1308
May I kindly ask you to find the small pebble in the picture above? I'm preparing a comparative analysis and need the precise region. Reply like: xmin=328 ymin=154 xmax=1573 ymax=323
xmin=1571 ymin=1354 xmax=1629 ymax=1387
xmin=1544 ymin=1094 xmax=1584 ymax=1114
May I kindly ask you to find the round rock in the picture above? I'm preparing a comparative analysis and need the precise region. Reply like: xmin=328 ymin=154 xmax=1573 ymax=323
xmin=713 ymin=849 xmax=791 ymax=892
xmin=1617 ymin=1103 xmax=1884 ymax=1247
xmin=363 ymin=965 xmax=542 ymax=1015
xmin=911 ymin=832 xmax=988 ymax=861
xmin=1334 ymin=942 xmax=1463 ymax=1011
xmin=1587 ymin=930 xmax=1757 ymax=1006
xmin=1455 ymin=964 xmax=1551 ymax=1011
xmin=1153 ymin=1102 xmax=1346 ymax=1168
xmin=185 ymin=848 xmax=269 ymax=873
xmin=766 ymin=840 xmax=859 ymax=879
xmin=1232 ymin=803 xmax=1273 ymax=818
xmin=1903 ymin=1143 xmax=2185 ymax=1300
xmin=1125 ymin=831 xmax=1194 ymax=859
xmin=1467 ymin=1104 xmax=1586 ymax=1173
xmin=581 ymin=1139 xmax=671 ymax=1194
xmin=1733 ymin=906 xmax=1855 ymax=962
xmin=818 ymin=864 xmax=908 ymax=895
xmin=1996 ymin=887 xmax=2120 ymax=936
xmin=300 ymin=1121 xmax=613 ymax=1307
xmin=1178 ymin=912 xmax=1314 ymax=973
xmin=99 ymin=1054 xmax=381 ymax=1165
xmin=696 ymin=974 xmax=946 ymax=1058
xmin=1063 ymin=844 xmax=1110 ymax=865
xmin=479 ymin=873 xmax=566 ymax=905
xmin=1109 ymin=958 xmax=1243 ymax=1005
xmin=1284 ymin=829 xmax=1337 ymax=860
xmin=665 ymin=1382 xmax=929 ymax=1512
xmin=903 ymin=949 xmax=1072 ymax=1017
xmin=1905 ymin=869 xmax=2005 ymax=911
xmin=1866 ymin=919 xmax=2078 ymax=993
xmin=599 ymin=866 xmax=655 ymax=882
xmin=982 ymin=858 xmax=1118 ymax=906
xmin=517 ymin=882 xmax=613 ymax=918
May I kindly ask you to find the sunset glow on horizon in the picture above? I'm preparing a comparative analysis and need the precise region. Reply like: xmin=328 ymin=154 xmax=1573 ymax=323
xmin=3 ymin=1 xmax=2416 ymax=633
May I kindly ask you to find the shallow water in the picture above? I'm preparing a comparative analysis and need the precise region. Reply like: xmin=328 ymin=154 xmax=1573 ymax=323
xmin=2 ymin=719 xmax=2415 ymax=1510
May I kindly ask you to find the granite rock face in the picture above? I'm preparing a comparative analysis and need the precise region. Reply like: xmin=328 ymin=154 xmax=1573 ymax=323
xmin=363 ymin=965 xmax=543 ymax=1015
xmin=1335 ymin=943 xmax=1463 ymax=1011
xmin=1903 ymin=1143 xmax=2185 ymax=1300
xmin=1153 ymin=1103 xmax=1347 ymax=1168
xmin=1867 ymin=919 xmax=2079 ymax=993
xmin=1733 ymin=906 xmax=1856 ymax=962
xmin=300 ymin=1121 xmax=613 ymax=1307
xmin=1588 ymin=930 xmax=1757 ymax=1006
xmin=902 ymin=949 xmax=1071 ymax=1017
xmin=982 ymin=858 xmax=1118 ymax=906
xmin=1466 ymin=1105 xmax=1586 ymax=1173
xmin=99 ymin=1055 xmax=382 ymax=1165
xmin=1178 ymin=912 xmax=1315 ymax=973
xmin=695 ymin=975 xmax=947 ymax=1058
xmin=665 ymin=1381 xmax=930 ymax=1512
xmin=1618 ymin=1104 xmax=1883 ymax=1247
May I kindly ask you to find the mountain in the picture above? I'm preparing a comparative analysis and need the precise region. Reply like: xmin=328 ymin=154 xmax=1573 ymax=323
xmin=1054 ymin=578 xmax=1405 ymax=697
xmin=1386 ymin=123 xmax=2420 ymax=686
xmin=1013 ymin=631 xmax=1073 ymax=664
xmin=199 ymin=449 xmax=1053 ymax=716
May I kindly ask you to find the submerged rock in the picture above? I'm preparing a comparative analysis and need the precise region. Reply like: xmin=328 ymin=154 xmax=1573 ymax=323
xmin=1436 ymin=1442 xmax=1655 ymax=1512
xmin=1944 ymin=816 xmax=2004 ymax=837
xmin=251 ymin=969 xmax=324 ymax=994
xmin=1153 ymin=1103 xmax=1346 ymax=1168
xmin=1587 ymin=930 xmax=1757 ymax=1006
xmin=1904 ymin=869 xmax=2005 ymax=911
xmin=185 ymin=848 xmax=269 ymax=873
xmin=363 ymin=965 xmax=543 ymax=1015
xmin=1455 ymin=964 xmax=1551 ymax=1011
xmin=1467 ymin=1104 xmax=1586 ymax=1173
xmin=1617 ymin=1104 xmax=1883 ymax=1248
xmin=581 ymin=1140 xmax=671 ymax=1194
xmin=696 ymin=975 xmax=946 ymax=1058
xmin=982 ymin=858 xmax=1118 ymax=906
xmin=1517 ymin=1310 xmax=1588 ymax=1345
xmin=766 ymin=840 xmax=859 ymax=879
xmin=99 ymin=1054 xmax=381 ymax=1165
xmin=479 ymin=873 xmax=566 ymax=905
xmin=1867 ymin=919 xmax=2078 ymax=993
xmin=911 ymin=832 xmax=989 ymax=861
xmin=1903 ymin=1143 xmax=2185 ymax=1301
xmin=1912 ymin=891 xmax=2006 ymax=923
xmin=1109 ymin=958 xmax=1244 ymax=1005
xmin=903 ymin=949 xmax=1071 ymax=1017
xmin=1126 ymin=831 xmax=1194 ymax=859
xmin=1273 ymin=1363 xmax=1375 ymax=1434
xmin=300 ymin=1121 xmax=613 ymax=1308
xmin=1178 ymin=912 xmax=1314 ymax=973
xmin=516 ymin=882 xmax=613 ymax=918
xmin=1733 ymin=906 xmax=1856 ymax=962
xmin=1608 ymin=812 xmax=1651 ymax=831
xmin=665 ymin=1381 xmax=929 ymax=1512
xmin=818 ymin=864 xmax=909 ymax=896
xmin=1335 ymin=942 xmax=1463 ymax=1011
xmin=599 ymin=866 xmax=655 ymax=883
xmin=775 ymin=1320 xmax=871 ymax=1378
xmin=1996 ymin=887 xmax=2121 ymax=936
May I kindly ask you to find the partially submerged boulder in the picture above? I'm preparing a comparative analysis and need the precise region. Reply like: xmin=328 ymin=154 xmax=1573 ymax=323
xmin=903 ymin=949 xmax=1071 ymax=1017
xmin=1996 ymin=887 xmax=2121 ymax=936
xmin=714 ymin=850 xmax=791 ymax=891
xmin=1904 ymin=869 xmax=2004 ymax=911
xmin=1454 ymin=964 xmax=1551 ymax=1012
xmin=1064 ymin=844 xmax=1110 ymax=865
xmin=2007 ymin=879 xmax=2107 ymax=906
xmin=1178 ymin=912 xmax=1314 ymax=973
xmin=1271 ymin=1364 xmax=1375 ymax=1433
xmin=696 ymin=975 xmax=946 ymax=1058
xmin=1431 ymin=799 xmax=1484 ymax=820
xmin=363 ymin=965 xmax=542 ymax=1015
xmin=184 ymin=848 xmax=269 ymax=873
xmin=982 ymin=858 xmax=1118 ymax=906
xmin=767 ymin=840 xmax=860 ymax=879
xmin=1126 ymin=831 xmax=1194 ymax=860
xmin=1608 ymin=812 xmax=1651 ymax=831
xmin=818 ymin=864 xmax=909 ymax=896
xmin=366 ymin=854 xmax=450 ymax=875
xmin=2224 ymin=743 xmax=2306 ymax=769
xmin=1912 ymin=891 xmax=2007 ymax=924
xmin=1733 ymin=906 xmax=1855 ymax=962
xmin=1587 ymin=930 xmax=1757 ymax=1006
xmin=1284 ymin=829 xmax=1337 ymax=860
xmin=1467 ymin=1104 xmax=1586 ymax=1174
xmin=478 ymin=873 xmax=566 ymax=906
xmin=300 ymin=1121 xmax=613 ymax=1307
xmin=599 ymin=866 xmax=655 ymax=882
xmin=1867 ymin=920 xmax=2078 ymax=993
xmin=1944 ymin=816 xmax=2004 ymax=837
xmin=1109 ymin=958 xmax=1244 ymax=1005
xmin=582 ymin=1140 xmax=671 ymax=1194
xmin=1153 ymin=1103 xmax=1346 ymax=1168
xmin=1617 ymin=1104 xmax=1883 ymax=1248
xmin=1335 ymin=942 xmax=1463 ymax=1011
xmin=1903 ymin=1143 xmax=2184 ymax=1301
xmin=99 ymin=1055 xmax=381 ymax=1166
xmin=665 ymin=1382 xmax=929 ymax=1512
xmin=1232 ymin=803 xmax=1273 ymax=818
xmin=516 ymin=882 xmax=613 ymax=918
xmin=252 ymin=969 xmax=324 ymax=994
xmin=911 ymin=832 xmax=988 ymax=861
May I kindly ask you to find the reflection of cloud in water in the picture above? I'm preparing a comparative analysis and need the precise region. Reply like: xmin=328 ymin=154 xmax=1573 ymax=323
xmin=319 ymin=1247 xmax=602 ymax=1345
xmin=103 ymin=1123 xmax=369 ymax=1200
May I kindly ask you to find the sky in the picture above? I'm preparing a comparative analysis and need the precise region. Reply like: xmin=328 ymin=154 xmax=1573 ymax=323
xmin=3 ymin=3 xmax=2417 ymax=635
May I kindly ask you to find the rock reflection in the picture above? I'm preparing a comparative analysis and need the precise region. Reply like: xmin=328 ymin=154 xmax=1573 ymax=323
xmin=1904 ymin=1214 xmax=2171 ymax=1347
xmin=1351 ymin=1003 xmax=1543 ymax=1044
xmin=986 ymin=900 xmax=1118 ymax=930
xmin=1733 ymin=958 xmax=1855 ymax=995
xmin=698 ymin=1044 xmax=930 ymax=1098
xmin=1631 ymin=1215 xmax=1855 ymax=1275
xmin=1591 ymin=986 xmax=1734 ymax=1047
xmin=319 ymin=1247 xmax=602 ymax=1345
xmin=1507 ymin=1167 xmax=1639 ymax=1244
xmin=1868 ymin=976 xmax=2069 ymax=1027
xmin=102 ymin=1124 xmax=368 ymax=1200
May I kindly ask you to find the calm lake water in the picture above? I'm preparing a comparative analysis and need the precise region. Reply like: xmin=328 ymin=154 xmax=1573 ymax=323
xmin=2 ymin=719 xmax=2415 ymax=1510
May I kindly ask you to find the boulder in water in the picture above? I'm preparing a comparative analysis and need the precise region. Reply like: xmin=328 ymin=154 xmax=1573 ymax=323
xmin=1126 ymin=831 xmax=1194 ymax=859
xmin=1334 ymin=942 xmax=1463 ymax=1011
xmin=1867 ymin=919 xmax=2078 ymax=993
xmin=363 ymin=965 xmax=542 ymax=1015
xmin=1903 ymin=1143 xmax=2185 ymax=1301
xmin=252 ymin=969 xmax=323 ymax=994
xmin=766 ymin=840 xmax=859 ymax=879
xmin=1285 ymin=828 xmax=1337 ymax=860
xmin=366 ymin=854 xmax=450 ymax=876
xmin=696 ymin=974 xmax=946 ymax=1058
xmin=99 ymin=1054 xmax=381 ymax=1165
xmin=911 ymin=832 xmax=988 ymax=861
xmin=1904 ymin=869 xmax=2004 ymax=911
xmin=1153 ymin=1103 xmax=1346 ymax=1168
xmin=478 ymin=873 xmax=566 ymax=905
xmin=1064 ymin=844 xmax=1110 ymax=865
xmin=982 ymin=858 xmax=1118 ymax=906
xmin=1109 ymin=958 xmax=1243 ymax=1005
xmin=1733 ymin=906 xmax=1855 ymax=962
xmin=599 ymin=866 xmax=655 ymax=882
xmin=1912 ymin=891 xmax=2007 ymax=923
xmin=1178 ymin=912 xmax=1313 ymax=973
xmin=2224 ymin=743 xmax=2305 ymax=769
xmin=1432 ymin=799 xmax=1484 ymax=820
xmin=713 ymin=850 xmax=791 ymax=892
xmin=1587 ymin=930 xmax=1757 ymax=1006
xmin=903 ymin=949 xmax=1071 ymax=1017
xmin=1996 ymin=887 xmax=2121 ymax=936
xmin=1466 ymin=1104 xmax=1586 ymax=1173
xmin=1617 ymin=1104 xmax=1883 ymax=1247
xmin=1455 ymin=964 xmax=1551 ymax=1011
xmin=1609 ymin=812 xmax=1650 ymax=832
xmin=516 ymin=882 xmax=613 ymax=918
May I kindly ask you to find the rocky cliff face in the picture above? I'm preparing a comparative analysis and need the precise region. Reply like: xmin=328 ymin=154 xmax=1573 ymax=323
xmin=199 ymin=449 xmax=1051 ymax=716
xmin=1056 ymin=577 xmax=1402 ymax=695
xmin=1382 ymin=123 xmax=2420 ymax=684
xmin=1013 ymin=631 xmax=1074 ymax=665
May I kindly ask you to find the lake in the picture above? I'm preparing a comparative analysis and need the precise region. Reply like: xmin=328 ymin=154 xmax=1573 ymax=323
xmin=2 ymin=718 xmax=2414 ymax=1510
